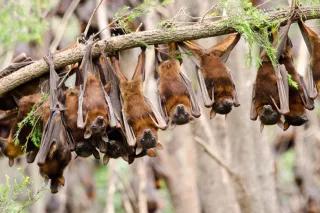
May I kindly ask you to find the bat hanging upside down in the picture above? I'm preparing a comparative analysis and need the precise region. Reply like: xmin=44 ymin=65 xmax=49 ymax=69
xmin=179 ymin=33 xmax=241 ymax=118
xmin=111 ymin=47 xmax=167 ymax=157
xmin=154 ymin=42 xmax=200 ymax=126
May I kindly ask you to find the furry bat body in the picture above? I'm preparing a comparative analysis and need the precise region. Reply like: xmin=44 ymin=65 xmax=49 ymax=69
xmin=180 ymin=33 xmax=240 ymax=117
xmin=298 ymin=19 xmax=320 ymax=98
xmin=250 ymin=17 xmax=294 ymax=129
xmin=155 ymin=43 xmax=200 ymax=125
xmin=37 ymin=54 xmax=73 ymax=193
xmin=77 ymin=38 xmax=115 ymax=155
xmin=98 ymin=53 xmax=136 ymax=163
xmin=111 ymin=48 xmax=167 ymax=157
xmin=280 ymin=38 xmax=314 ymax=130
xmin=0 ymin=94 xmax=48 ymax=166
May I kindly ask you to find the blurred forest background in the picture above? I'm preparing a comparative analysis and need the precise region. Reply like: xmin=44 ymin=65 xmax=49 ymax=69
xmin=1 ymin=0 xmax=320 ymax=212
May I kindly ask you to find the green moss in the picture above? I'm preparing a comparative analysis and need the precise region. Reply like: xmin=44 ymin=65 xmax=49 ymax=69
xmin=14 ymin=93 xmax=48 ymax=149
xmin=113 ymin=0 xmax=173 ymax=33
xmin=287 ymin=74 xmax=299 ymax=90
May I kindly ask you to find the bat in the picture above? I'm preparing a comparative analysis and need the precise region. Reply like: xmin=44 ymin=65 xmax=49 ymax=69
xmin=63 ymin=88 xmax=100 ymax=160
xmin=298 ymin=19 xmax=320 ymax=99
xmin=76 ymin=37 xmax=115 ymax=155
xmin=279 ymin=38 xmax=314 ymax=130
xmin=154 ymin=42 xmax=200 ymax=126
xmin=98 ymin=52 xmax=136 ymax=164
xmin=111 ymin=47 xmax=167 ymax=157
xmin=37 ymin=53 xmax=74 ymax=193
xmin=0 ymin=94 xmax=47 ymax=166
xmin=249 ymin=15 xmax=299 ymax=130
xmin=179 ymin=33 xmax=240 ymax=118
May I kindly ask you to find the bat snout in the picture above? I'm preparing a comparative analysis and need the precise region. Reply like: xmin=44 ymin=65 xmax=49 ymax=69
xmin=260 ymin=105 xmax=279 ymax=125
xmin=285 ymin=115 xmax=308 ymax=126
xmin=140 ymin=129 xmax=157 ymax=149
xmin=172 ymin=104 xmax=191 ymax=125
xmin=213 ymin=100 xmax=233 ymax=114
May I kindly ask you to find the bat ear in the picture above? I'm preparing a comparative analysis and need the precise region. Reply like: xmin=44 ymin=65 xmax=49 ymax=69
xmin=132 ymin=48 xmax=146 ymax=81
xmin=211 ymin=33 xmax=241 ymax=62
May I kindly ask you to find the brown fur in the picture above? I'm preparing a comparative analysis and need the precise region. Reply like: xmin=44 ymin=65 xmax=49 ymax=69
xmin=158 ymin=59 xmax=192 ymax=120
xmin=254 ymin=59 xmax=280 ymax=114
xmin=120 ymin=79 xmax=157 ymax=147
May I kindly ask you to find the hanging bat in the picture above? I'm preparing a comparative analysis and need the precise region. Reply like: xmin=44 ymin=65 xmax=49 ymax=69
xmin=279 ymin=37 xmax=314 ymax=130
xmin=111 ymin=47 xmax=167 ymax=157
xmin=76 ymin=37 xmax=115 ymax=154
xmin=179 ymin=33 xmax=240 ymax=118
xmin=154 ymin=42 xmax=200 ymax=126
xmin=0 ymin=93 xmax=47 ymax=166
xmin=37 ymin=53 xmax=74 ymax=193
xmin=250 ymin=19 xmax=293 ymax=129
xmin=298 ymin=19 xmax=320 ymax=99
xmin=63 ymin=87 xmax=100 ymax=160
xmin=98 ymin=52 xmax=136 ymax=164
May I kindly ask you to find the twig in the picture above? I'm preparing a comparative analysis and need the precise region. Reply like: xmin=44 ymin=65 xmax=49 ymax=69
xmin=194 ymin=136 xmax=250 ymax=210
xmin=0 ymin=6 xmax=320 ymax=96
xmin=50 ymin=0 xmax=81 ymax=52
xmin=83 ymin=0 xmax=104 ymax=38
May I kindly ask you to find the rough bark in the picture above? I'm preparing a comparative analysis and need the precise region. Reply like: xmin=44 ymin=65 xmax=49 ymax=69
xmin=1 ymin=6 xmax=320 ymax=95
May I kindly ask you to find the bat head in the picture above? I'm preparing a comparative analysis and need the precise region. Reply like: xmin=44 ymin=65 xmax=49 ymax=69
xmin=172 ymin=104 xmax=192 ymax=125
xmin=259 ymin=105 xmax=280 ymax=125
xmin=213 ymin=99 xmax=233 ymax=114
xmin=84 ymin=112 xmax=108 ymax=139
xmin=285 ymin=114 xmax=308 ymax=126
xmin=139 ymin=129 xmax=157 ymax=150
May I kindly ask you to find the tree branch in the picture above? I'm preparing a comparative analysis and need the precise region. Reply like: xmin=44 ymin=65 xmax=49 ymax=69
xmin=0 ymin=6 xmax=319 ymax=96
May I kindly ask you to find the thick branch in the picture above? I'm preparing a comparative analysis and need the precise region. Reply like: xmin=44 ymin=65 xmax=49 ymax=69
xmin=0 ymin=6 xmax=319 ymax=96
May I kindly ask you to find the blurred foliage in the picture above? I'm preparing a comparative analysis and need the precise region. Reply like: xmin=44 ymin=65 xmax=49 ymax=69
xmin=0 ymin=0 xmax=51 ymax=54
xmin=0 ymin=169 xmax=45 ymax=213
xmin=14 ymin=93 xmax=48 ymax=149
xmin=114 ymin=0 xmax=172 ymax=33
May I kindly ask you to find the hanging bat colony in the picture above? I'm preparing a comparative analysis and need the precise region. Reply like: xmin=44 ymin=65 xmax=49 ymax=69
xmin=1 ymin=13 xmax=319 ymax=193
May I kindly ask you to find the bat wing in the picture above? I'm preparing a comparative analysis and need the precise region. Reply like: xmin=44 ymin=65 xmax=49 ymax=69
xmin=250 ymin=83 xmax=258 ymax=120
xmin=298 ymin=19 xmax=315 ymax=54
xmin=179 ymin=70 xmax=201 ymax=118
xmin=180 ymin=41 xmax=203 ymax=61
xmin=144 ymin=96 xmax=168 ymax=130
xmin=196 ymin=68 xmax=214 ymax=107
xmin=276 ymin=65 xmax=289 ymax=114
xmin=120 ymin=98 xmax=136 ymax=147
xmin=305 ymin=66 xmax=318 ymax=99
xmin=211 ymin=33 xmax=241 ymax=63
xmin=226 ymin=67 xmax=240 ymax=107
xmin=298 ymin=75 xmax=314 ymax=110
xmin=77 ymin=37 xmax=95 ymax=129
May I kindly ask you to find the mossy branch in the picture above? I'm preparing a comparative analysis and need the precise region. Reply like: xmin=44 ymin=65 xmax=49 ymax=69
xmin=0 ymin=6 xmax=320 ymax=96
